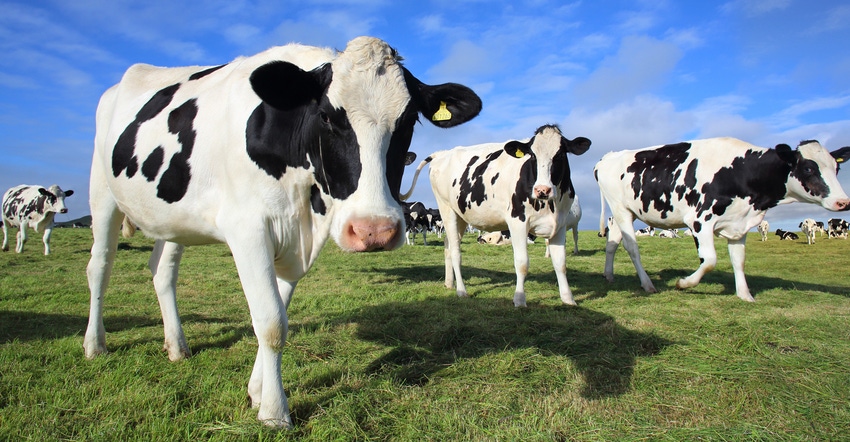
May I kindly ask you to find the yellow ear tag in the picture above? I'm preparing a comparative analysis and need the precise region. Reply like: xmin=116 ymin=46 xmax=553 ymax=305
xmin=432 ymin=101 xmax=452 ymax=122
xmin=838 ymin=158 xmax=846 ymax=163
xmin=515 ymin=149 xmax=524 ymax=158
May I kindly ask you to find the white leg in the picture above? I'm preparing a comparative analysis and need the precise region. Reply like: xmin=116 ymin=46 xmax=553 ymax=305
xmin=228 ymin=234 xmax=291 ymax=428
xmin=727 ymin=237 xmax=754 ymax=301
xmin=1 ymin=219 xmax=8 ymax=251
xmin=441 ymin=209 xmax=467 ymax=297
xmin=603 ymin=221 xmax=621 ymax=283
xmin=42 ymin=226 xmax=53 ymax=255
xmin=83 ymin=204 xmax=123 ymax=358
xmin=508 ymin=226 xmax=530 ymax=307
xmin=16 ymin=222 xmax=27 ymax=253
xmin=149 ymin=240 xmax=191 ymax=361
xmin=676 ymin=230 xmax=717 ymax=290
xmin=547 ymin=227 xmax=574 ymax=305
xmin=614 ymin=219 xmax=656 ymax=293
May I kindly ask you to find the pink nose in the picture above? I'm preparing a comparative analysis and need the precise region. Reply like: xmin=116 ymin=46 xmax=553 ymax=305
xmin=341 ymin=217 xmax=402 ymax=252
xmin=836 ymin=198 xmax=850 ymax=211
xmin=533 ymin=185 xmax=552 ymax=200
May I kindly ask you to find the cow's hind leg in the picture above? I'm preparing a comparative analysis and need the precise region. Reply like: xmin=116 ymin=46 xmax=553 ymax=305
xmin=442 ymin=210 xmax=468 ymax=297
xmin=676 ymin=229 xmax=717 ymax=292
xmin=727 ymin=237 xmax=754 ymax=302
xmin=1 ymin=220 xmax=8 ymax=251
xmin=149 ymin=240 xmax=191 ymax=360
xmin=15 ymin=223 xmax=27 ymax=253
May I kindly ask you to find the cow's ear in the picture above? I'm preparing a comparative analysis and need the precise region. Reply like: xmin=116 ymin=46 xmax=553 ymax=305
xmin=250 ymin=61 xmax=331 ymax=111
xmin=38 ymin=188 xmax=52 ymax=197
xmin=775 ymin=143 xmax=797 ymax=164
xmin=830 ymin=146 xmax=850 ymax=165
xmin=63 ymin=190 xmax=74 ymax=197
xmin=505 ymin=139 xmax=532 ymax=158
xmin=403 ymin=68 xmax=482 ymax=128
xmin=404 ymin=152 xmax=417 ymax=166
xmin=563 ymin=136 xmax=591 ymax=156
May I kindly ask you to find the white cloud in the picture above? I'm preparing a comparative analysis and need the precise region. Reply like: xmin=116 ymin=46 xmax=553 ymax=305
xmin=721 ymin=0 xmax=791 ymax=17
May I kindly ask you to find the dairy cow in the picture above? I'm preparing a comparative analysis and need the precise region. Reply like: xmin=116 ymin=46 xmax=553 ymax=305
xmin=82 ymin=36 xmax=481 ymax=427
xmin=402 ymin=124 xmax=590 ymax=306
xmin=596 ymin=138 xmax=850 ymax=302
xmin=799 ymin=218 xmax=817 ymax=244
xmin=2 ymin=184 xmax=74 ymax=255
xmin=827 ymin=218 xmax=848 ymax=238
xmin=403 ymin=201 xmax=430 ymax=245
xmin=775 ymin=229 xmax=799 ymax=240
xmin=757 ymin=220 xmax=770 ymax=241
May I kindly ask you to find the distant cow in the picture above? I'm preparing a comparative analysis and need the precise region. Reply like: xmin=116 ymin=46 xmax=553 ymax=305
xmin=799 ymin=218 xmax=817 ymax=244
xmin=658 ymin=229 xmax=679 ymax=238
xmin=478 ymin=230 xmax=511 ymax=245
xmin=81 ymin=36 xmax=482 ymax=428
xmin=776 ymin=229 xmax=799 ymax=240
xmin=757 ymin=220 xmax=770 ymax=241
xmin=2 ymin=184 xmax=74 ymax=255
xmin=827 ymin=218 xmax=848 ymax=238
xmin=635 ymin=226 xmax=655 ymax=236
xmin=403 ymin=201 xmax=431 ymax=245
xmin=596 ymin=138 xmax=850 ymax=302
xmin=403 ymin=124 xmax=591 ymax=306
xmin=815 ymin=221 xmax=826 ymax=237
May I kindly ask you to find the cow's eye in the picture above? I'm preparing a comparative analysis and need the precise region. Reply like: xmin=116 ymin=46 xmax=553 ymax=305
xmin=319 ymin=111 xmax=330 ymax=125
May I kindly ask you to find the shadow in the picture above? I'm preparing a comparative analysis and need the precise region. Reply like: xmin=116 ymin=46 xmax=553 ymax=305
xmin=296 ymin=297 xmax=672 ymax=401
xmin=117 ymin=242 xmax=154 ymax=252
xmin=651 ymin=268 xmax=850 ymax=299
xmin=359 ymin=264 xmax=517 ymax=288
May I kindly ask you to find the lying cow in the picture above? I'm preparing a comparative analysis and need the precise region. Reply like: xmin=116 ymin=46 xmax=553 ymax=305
xmin=402 ymin=124 xmax=591 ymax=306
xmin=775 ymin=229 xmax=799 ymax=240
xmin=82 ymin=36 xmax=481 ymax=428
xmin=2 ymin=184 xmax=74 ymax=255
xmin=657 ymin=229 xmax=679 ymax=238
xmin=757 ymin=220 xmax=770 ymax=241
xmin=596 ymin=138 xmax=850 ymax=302
xmin=478 ymin=230 xmax=512 ymax=245
xmin=799 ymin=218 xmax=817 ymax=244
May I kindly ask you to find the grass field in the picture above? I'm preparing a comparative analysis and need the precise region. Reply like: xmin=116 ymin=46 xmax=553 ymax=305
xmin=2 ymin=227 xmax=850 ymax=441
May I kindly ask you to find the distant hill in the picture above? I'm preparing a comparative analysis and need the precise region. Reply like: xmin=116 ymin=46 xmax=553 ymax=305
xmin=55 ymin=215 xmax=92 ymax=228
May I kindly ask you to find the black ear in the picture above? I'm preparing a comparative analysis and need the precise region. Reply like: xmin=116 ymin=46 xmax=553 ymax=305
xmin=404 ymin=152 xmax=417 ymax=166
xmin=249 ymin=61 xmax=332 ymax=111
xmin=403 ymin=68 xmax=482 ymax=128
xmin=63 ymin=190 xmax=74 ymax=197
xmin=38 ymin=188 xmax=52 ymax=197
xmin=831 ymin=146 xmax=850 ymax=165
xmin=775 ymin=143 xmax=797 ymax=164
xmin=505 ymin=139 xmax=532 ymax=158
xmin=563 ymin=136 xmax=591 ymax=156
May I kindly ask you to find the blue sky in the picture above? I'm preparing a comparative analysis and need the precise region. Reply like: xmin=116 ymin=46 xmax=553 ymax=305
xmin=2 ymin=0 xmax=850 ymax=231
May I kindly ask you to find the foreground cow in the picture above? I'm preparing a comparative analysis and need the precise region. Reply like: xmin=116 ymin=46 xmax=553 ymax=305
xmin=403 ymin=124 xmax=590 ymax=306
xmin=596 ymin=138 xmax=850 ymax=302
xmin=82 ymin=36 xmax=481 ymax=427
xmin=757 ymin=220 xmax=770 ymax=241
xmin=2 ymin=185 xmax=74 ymax=255
xmin=799 ymin=218 xmax=817 ymax=244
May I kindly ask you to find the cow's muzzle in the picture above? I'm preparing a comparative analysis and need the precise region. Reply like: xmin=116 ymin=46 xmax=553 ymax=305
xmin=341 ymin=217 xmax=402 ymax=252
xmin=533 ymin=185 xmax=552 ymax=200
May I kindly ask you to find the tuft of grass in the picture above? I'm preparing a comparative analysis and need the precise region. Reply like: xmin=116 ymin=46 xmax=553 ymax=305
xmin=2 ymin=228 xmax=850 ymax=440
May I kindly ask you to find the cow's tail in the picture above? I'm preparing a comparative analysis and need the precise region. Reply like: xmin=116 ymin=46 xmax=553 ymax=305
xmin=598 ymin=186 xmax=607 ymax=237
xmin=121 ymin=215 xmax=136 ymax=238
xmin=399 ymin=155 xmax=435 ymax=201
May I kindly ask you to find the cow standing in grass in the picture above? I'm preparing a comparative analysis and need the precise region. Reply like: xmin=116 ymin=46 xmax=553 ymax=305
xmin=82 ymin=36 xmax=482 ymax=428
xmin=799 ymin=218 xmax=818 ymax=244
xmin=757 ymin=220 xmax=770 ymax=241
xmin=596 ymin=138 xmax=850 ymax=302
xmin=2 ymin=184 xmax=74 ymax=255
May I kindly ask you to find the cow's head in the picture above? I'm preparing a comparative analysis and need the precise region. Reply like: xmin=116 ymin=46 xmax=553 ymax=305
xmin=248 ymin=36 xmax=481 ymax=252
xmin=40 ymin=185 xmax=74 ymax=214
xmin=504 ymin=124 xmax=591 ymax=201
xmin=777 ymin=140 xmax=850 ymax=211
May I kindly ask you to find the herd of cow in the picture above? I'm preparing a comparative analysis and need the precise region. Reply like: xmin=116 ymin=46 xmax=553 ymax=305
xmin=4 ymin=37 xmax=850 ymax=428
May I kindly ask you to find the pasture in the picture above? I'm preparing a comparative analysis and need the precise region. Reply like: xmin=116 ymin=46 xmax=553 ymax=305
xmin=2 ymin=228 xmax=850 ymax=440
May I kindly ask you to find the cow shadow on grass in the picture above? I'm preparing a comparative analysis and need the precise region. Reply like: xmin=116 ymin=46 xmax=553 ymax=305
xmin=650 ymin=268 xmax=850 ymax=299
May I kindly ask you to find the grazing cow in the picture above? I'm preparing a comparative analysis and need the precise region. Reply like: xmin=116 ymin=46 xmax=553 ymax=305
xmin=596 ymin=138 xmax=850 ymax=302
xmin=403 ymin=201 xmax=430 ymax=245
xmin=776 ymin=229 xmax=799 ymax=240
xmin=2 ymin=184 xmax=74 ymax=255
xmin=827 ymin=218 xmax=849 ymax=238
xmin=402 ymin=124 xmax=591 ymax=306
xmin=82 ymin=36 xmax=482 ymax=428
xmin=757 ymin=220 xmax=770 ymax=241
xmin=799 ymin=218 xmax=817 ymax=244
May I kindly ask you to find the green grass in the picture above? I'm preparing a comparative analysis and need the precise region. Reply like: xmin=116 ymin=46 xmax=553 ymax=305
xmin=2 ymin=228 xmax=850 ymax=440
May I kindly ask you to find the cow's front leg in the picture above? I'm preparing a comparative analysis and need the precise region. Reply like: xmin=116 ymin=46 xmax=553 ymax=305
xmin=247 ymin=278 xmax=296 ymax=408
xmin=508 ymin=227 xmax=530 ymax=307
xmin=676 ymin=230 xmax=717 ymax=291
xmin=547 ymin=228 xmax=575 ymax=305
xmin=42 ymin=226 xmax=53 ymax=255
xmin=603 ymin=222 xmax=621 ymax=283
xmin=15 ymin=223 xmax=27 ymax=253
xmin=84 ymin=204 xmax=123 ymax=358
xmin=229 ymin=237 xmax=291 ymax=428
xmin=442 ymin=214 xmax=467 ymax=297
xmin=1 ymin=221 xmax=8 ymax=251
xmin=615 ymin=220 xmax=657 ymax=293
xmin=727 ymin=237 xmax=754 ymax=302
xmin=149 ymin=240 xmax=191 ymax=361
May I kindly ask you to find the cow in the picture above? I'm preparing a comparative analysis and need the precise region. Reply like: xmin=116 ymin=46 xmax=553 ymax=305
xmin=658 ymin=229 xmax=679 ymax=238
xmin=2 ymin=184 xmax=74 ymax=255
xmin=401 ymin=124 xmax=591 ymax=307
xmin=635 ymin=226 xmax=655 ymax=236
xmin=799 ymin=218 xmax=817 ymax=244
xmin=815 ymin=221 xmax=826 ymax=237
xmin=478 ymin=230 xmax=511 ymax=245
xmin=776 ymin=229 xmax=799 ymax=240
xmin=757 ymin=220 xmax=770 ymax=241
xmin=81 ymin=36 xmax=482 ymax=428
xmin=403 ymin=201 xmax=430 ymax=245
xmin=827 ymin=218 xmax=848 ymax=238
xmin=595 ymin=138 xmax=850 ymax=302
xmin=544 ymin=195 xmax=580 ymax=257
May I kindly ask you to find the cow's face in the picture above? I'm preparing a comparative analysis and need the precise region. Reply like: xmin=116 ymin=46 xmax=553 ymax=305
xmin=504 ymin=125 xmax=590 ymax=201
xmin=780 ymin=141 xmax=850 ymax=211
xmin=249 ymin=36 xmax=481 ymax=252
xmin=41 ymin=185 xmax=74 ymax=214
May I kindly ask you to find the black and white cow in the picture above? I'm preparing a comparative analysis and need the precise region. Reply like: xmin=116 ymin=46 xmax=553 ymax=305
xmin=596 ymin=138 xmax=850 ymax=302
xmin=82 ymin=36 xmax=481 ymax=428
xmin=775 ymin=229 xmax=799 ymax=240
xmin=402 ymin=124 xmax=591 ymax=306
xmin=403 ymin=201 xmax=431 ymax=245
xmin=827 ymin=218 xmax=848 ymax=238
xmin=799 ymin=218 xmax=817 ymax=244
xmin=2 ymin=184 xmax=74 ymax=255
